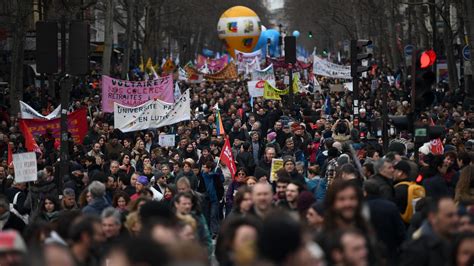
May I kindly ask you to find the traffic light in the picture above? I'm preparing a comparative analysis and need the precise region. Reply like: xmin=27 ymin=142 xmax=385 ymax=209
xmin=350 ymin=40 xmax=372 ymax=118
xmin=350 ymin=40 xmax=373 ymax=77
xmin=308 ymin=31 xmax=313 ymax=38
xmin=414 ymin=50 xmax=436 ymax=111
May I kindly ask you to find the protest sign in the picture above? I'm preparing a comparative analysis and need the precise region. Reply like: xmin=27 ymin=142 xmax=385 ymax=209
xmin=158 ymin=134 xmax=176 ymax=147
xmin=101 ymin=74 xmax=174 ymax=113
xmin=235 ymin=50 xmax=262 ymax=73
xmin=21 ymin=108 xmax=88 ymax=144
xmin=114 ymin=90 xmax=191 ymax=133
xmin=263 ymin=81 xmax=286 ymax=100
xmin=313 ymin=55 xmax=352 ymax=79
xmin=248 ymin=79 xmax=275 ymax=98
xmin=270 ymin=158 xmax=284 ymax=182
xmin=329 ymin=84 xmax=345 ymax=92
xmin=13 ymin=152 xmax=38 ymax=183
xmin=20 ymin=101 xmax=61 ymax=120
xmin=204 ymin=62 xmax=238 ymax=81
xmin=251 ymin=64 xmax=275 ymax=81
xmin=196 ymin=55 xmax=228 ymax=72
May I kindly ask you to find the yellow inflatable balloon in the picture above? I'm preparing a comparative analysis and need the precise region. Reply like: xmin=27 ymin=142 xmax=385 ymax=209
xmin=217 ymin=6 xmax=261 ymax=58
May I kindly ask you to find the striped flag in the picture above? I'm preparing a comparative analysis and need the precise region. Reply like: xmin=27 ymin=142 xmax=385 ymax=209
xmin=216 ymin=109 xmax=225 ymax=136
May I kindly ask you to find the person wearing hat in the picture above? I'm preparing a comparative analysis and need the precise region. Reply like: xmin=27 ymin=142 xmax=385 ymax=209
xmin=130 ymin=176 xmax=149 ymax=201
xmin=393 ymin=160 xmax=414 ymax=215
xmin=265 ymin=132 xmax=281 ymax=156
xmin=275 ymin=156 xmax=305 ymax=185
xmin=0 ymin=230 xmax=27 ymax=265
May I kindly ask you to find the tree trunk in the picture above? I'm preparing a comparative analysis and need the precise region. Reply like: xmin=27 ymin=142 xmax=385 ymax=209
xmin=387 ymin=1 xmax=400 ymax=69
xmin=9 ymin=0 xmax=30 ymax=116
xmin=463 ymin=0 xmax=474 ymax=97
xmin=443 ymin=2 xmax=459 ymax=91
xmin=121 ymin=0 xmax=135 ymax=79
xmin=102 ymin=0 xmax=114 ymax=76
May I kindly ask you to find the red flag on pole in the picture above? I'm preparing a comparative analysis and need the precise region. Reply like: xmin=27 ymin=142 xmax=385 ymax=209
xmin=219 ymin=137 xmax=237 ymax=179
xmin=18 ymin=120 xmax=42 ymax=154
xmin=7 ymin=142 xmax=12 ymax=165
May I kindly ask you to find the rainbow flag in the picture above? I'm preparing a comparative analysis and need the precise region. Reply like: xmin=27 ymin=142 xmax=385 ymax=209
xmin=216 ymin=109 xmax=225 ymax=136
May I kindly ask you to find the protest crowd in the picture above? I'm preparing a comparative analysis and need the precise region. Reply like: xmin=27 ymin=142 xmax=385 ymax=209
xmin=0 ymin=48 xmax=473 ymax=266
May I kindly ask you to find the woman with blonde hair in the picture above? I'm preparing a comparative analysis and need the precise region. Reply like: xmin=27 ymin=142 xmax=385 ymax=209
xmin=176 ymin=214 xmax=198 ymax=241
xmin=125 ymin=211 xmax=142 ymax=237
xmin=455 ymin=165 xmax=474 ymax=204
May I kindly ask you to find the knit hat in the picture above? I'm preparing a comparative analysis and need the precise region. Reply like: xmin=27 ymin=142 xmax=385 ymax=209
xmin=63 ymin=188 xmax=75 ymax=197
xmin=282 ymin=156 xmax=296 ymax=165
xmin=137 ymin=176 xmax=149 ymax=186
xmin=0 ymin=230 xmax=27 ymax=253
xmin=267 ymin=132 xmax=277 ymax=141
xmin=394 ymin=160 xmax=411 ymax=176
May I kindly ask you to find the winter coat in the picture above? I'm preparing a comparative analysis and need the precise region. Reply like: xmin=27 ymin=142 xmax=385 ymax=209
xmin=82 ymin=197 xmax=111 ymax=216
xmin=399 ymin=221 xmax=452 ymax=266
xmin=370 ymin=173 xmax=395 ymax=202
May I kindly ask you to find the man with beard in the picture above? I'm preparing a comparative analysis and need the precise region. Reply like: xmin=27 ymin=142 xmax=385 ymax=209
xmin=277 ymin=180 xmax=304 ymax=212
xmin=319 ymin=179 xmax=381 ymax=266
xmin=274 ymin=177 xmax=290 ymax=203
xmin=69 ymin=215 xmax=105 ymax=266
xmin=400 ymin=197 xmax=459 ymax=266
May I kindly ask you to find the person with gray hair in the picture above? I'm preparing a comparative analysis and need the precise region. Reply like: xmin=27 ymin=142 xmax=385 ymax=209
xmin=101 ymin=207 xmax=123 ymax=241
xmin=82 ymin=181 xmax=111 ymax=216
xmin=369 ymin=158 xmax=396 ymax=202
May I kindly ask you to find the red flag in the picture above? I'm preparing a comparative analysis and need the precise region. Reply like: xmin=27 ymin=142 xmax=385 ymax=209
xmin=7 ymin=142 xmax=12 ymax=165
xmin=18 ymin=120 xmax=42 ymax=154
xmin=219 ymin=137 xmax=237 ymax=179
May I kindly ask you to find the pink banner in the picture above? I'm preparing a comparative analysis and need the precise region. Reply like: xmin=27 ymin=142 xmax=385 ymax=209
xmin=268 ymin=57 xmax=312 ymax=70
xmin=101 ymin=75 xmax=174 ymax=112
xmin=196 ymin=55 xmax=228 ymax=72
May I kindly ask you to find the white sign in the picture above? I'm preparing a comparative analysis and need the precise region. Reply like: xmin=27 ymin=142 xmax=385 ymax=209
xmin=13 ymin=152 xmax=38 ymax=183
xmin=313 ymin=55 xmax=352 ymax=79
xmin=114 ymin=90 xmax=191 ymax=133
xmin=159 ymin=134 xmax=176 ymax=147
xmin=235 ymin=50 xmax=263 ymax=73
xmin=247 ymin=79 xmax=276 ymax=97
xmin=20 ymin=101 xmax=61 ymax=120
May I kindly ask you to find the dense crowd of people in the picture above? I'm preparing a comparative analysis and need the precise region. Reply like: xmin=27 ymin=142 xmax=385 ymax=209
xmin=0 ymin=61 xmax=473 ymax=266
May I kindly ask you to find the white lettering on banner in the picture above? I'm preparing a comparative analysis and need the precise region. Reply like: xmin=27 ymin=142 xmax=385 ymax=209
xmin=114 ymin=90 xmax=191 ymax=133
xmin=313 ymin=55 xmax=352 ymax=79
xmin=102 ymin=74 xmax=174 ymax=113
xmin=13 ymin=152 xmax=38 ymax=183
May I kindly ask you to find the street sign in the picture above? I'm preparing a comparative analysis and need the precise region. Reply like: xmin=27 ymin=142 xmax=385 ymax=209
xmin=463 ymin=45 xmax=470 ymax=61
xmin=404 ymin=45 xmax=414 ymax=56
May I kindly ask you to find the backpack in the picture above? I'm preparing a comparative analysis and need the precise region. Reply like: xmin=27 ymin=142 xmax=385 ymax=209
xmin=394 ymin=181 xmax=426 ymax=223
